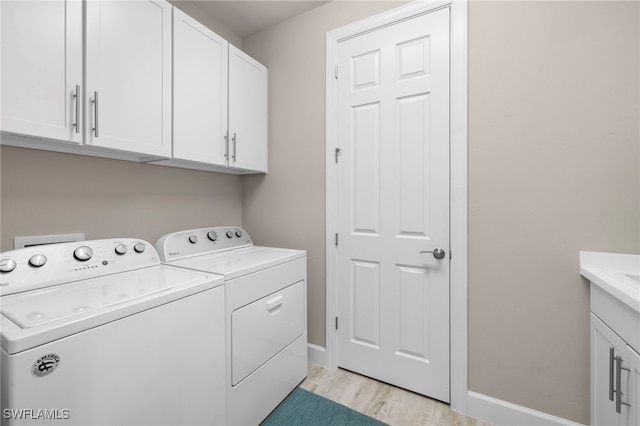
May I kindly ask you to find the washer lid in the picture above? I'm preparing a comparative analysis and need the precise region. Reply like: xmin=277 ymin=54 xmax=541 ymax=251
xmin=1 ymin=265 xmax=224 ymax=354
xmin=169 ymin=246 xmax=306 ymax=280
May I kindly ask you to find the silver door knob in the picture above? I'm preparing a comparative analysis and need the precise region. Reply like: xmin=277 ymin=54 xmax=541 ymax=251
xmin=420 ymin=248 xmax=446 ymax=260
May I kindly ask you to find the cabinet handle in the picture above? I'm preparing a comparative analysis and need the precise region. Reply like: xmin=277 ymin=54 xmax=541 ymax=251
xmin=615 ymin=355 xmax=631 ymax=413
xmin=610 ymin=347 xmax=615 ymax=401
xmin=73 ymin=85 xmax=80 ymax=134
xmin=224 ymin=131 xmax=229 ymax=160
xmin=92 ymin=91 xmax=99 ymax=138
xmin=232 ymin=132 xmax=237 ymax=162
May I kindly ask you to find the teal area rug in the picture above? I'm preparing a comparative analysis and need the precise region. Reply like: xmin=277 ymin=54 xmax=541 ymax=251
xmin=262 ymin=388 xmax=388 ymax=426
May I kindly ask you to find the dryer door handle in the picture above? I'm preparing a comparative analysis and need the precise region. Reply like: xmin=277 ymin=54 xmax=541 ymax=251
xmin=266 ymin=295 xmax=284 ymax=312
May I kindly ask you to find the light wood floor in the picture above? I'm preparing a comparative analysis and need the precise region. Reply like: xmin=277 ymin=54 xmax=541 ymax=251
xmin=299 ymin=363 xmax=492 ymax=426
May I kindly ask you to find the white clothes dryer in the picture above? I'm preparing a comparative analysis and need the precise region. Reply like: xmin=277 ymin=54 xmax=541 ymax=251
xmin=0 ymin=239 xmax=226 ymax=426
xmin=156 ymin=227 xmax=307 ymax=426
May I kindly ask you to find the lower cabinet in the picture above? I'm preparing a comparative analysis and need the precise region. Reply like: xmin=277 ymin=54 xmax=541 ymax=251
xmin=592 ymin=314 xmax=639 ymax=425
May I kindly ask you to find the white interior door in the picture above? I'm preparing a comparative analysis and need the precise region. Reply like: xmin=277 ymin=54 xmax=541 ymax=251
xmin=336 ymin=7 xmax=451 ymax=402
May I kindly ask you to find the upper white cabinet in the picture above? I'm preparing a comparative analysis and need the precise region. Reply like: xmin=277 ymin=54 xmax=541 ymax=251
xmin=85 ymin=0 xmax=172 ymax=158
xmin=160 ymin=18 xmax=268 ymax=174
xmin=228 ymin=45 xmax=268 ymax=173
xmin=1 ymin=1 xmax=267 ymax=173
xmin=1 ymin=0 xmax=172 ymax=160
xmin=1 ymin=0 xmax=83 ymax=144
xmin=172 ymin=8 xmax=228 ymax=166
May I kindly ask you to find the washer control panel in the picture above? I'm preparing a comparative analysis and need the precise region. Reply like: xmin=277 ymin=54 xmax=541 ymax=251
xmin=155 ymin=226 xmax=252 ymax=262
xmin=0 ymin=239 xmax=160 ymax=296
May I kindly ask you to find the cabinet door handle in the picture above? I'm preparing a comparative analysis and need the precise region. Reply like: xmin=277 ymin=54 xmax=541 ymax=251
xmin=615 ymin=355 xmax=631 ymax=413
xmin=73 ymin=85 xmax=80 ymax=134
xmin=92 ymin=91 xmax=99 ymax=138
xmin=610 ymin=347 xmax=615 ymax=401
xmin=224 ymin=131 xmax=229 ymax=160
xmin=232 ymin=132 xmax=237 ymax=162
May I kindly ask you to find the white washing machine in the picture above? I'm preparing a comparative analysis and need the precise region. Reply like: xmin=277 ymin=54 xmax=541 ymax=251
xmin=156 ymin=226 xmax=307 ymax=426
xmin=0 ymin=239 xmax=226 ymax=426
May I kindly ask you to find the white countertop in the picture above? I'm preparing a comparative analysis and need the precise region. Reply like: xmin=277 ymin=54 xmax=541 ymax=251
xmin=580 ymin=251 xmax=640 ymax=314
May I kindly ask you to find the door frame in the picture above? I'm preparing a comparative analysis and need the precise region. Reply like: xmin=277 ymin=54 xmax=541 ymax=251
xmin=325 ymin=0 xmax=468 ymax=412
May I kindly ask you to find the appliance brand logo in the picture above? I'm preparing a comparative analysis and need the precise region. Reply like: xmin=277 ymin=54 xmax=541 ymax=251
xmin=168 ymin=251 xmax=180 ymax=256
xmin=31 ymin=354 xmax=60 ymax=377
xmin=0 ymin=281 xmax=8 ymax=287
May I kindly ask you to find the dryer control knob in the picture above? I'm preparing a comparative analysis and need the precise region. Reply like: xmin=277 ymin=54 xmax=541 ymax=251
xmin=0 ymin=259 xmax=17 ymax=273
xmin=188 ymin=235 xmax=198 ymax=244
xmin=115 ymin=244 xmax=127 ymax=255
xmin=207 ymin=231 xmax=218 ymax=242
xmin=134 ymin=243 xmax=146 ymax=253
xmin=74 ymin=246 xmax=93 ymax=261
xmin=226 ymin=231 xmax=234 ymax=238
xmin=235 ymin=230 xmax=243 ymax=238
xmin=29 ymin=254 xmax=47 ymax=267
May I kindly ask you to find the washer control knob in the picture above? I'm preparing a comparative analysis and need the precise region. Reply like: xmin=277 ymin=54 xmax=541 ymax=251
xmin=133 ymin=243 xmax=146 ymax=253
xmin=226 ymin=231 xmax=234 ymax=239
xmin=188 ymin=235 xmax=198 ymax=244
xmin=74 ymin=246 xmax=93 ymax=261
xmin=207 ymin=231 xmax=218 ymax=242
xmin=115 ymin=244 xmax=127 ymax=255
xmin=29 ymin=254 xmax=47 ymax=267
xmin=235 ymin=229 xmax=243 ymax=238
xmin=0 ymin=259 xmax=17 ymax=273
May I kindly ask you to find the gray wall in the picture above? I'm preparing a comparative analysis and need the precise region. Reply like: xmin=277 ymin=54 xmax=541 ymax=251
xmin=0 ymin=147 xmax=243 ymax=251
xmin=241 ymin=1 xmax=640 ymax=424
xmin=467 ymin=1 xmax=639 ymax=422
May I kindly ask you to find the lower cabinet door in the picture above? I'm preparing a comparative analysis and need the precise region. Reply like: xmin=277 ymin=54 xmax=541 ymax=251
xmin=592 ymin=314 xmax=634 ymax=426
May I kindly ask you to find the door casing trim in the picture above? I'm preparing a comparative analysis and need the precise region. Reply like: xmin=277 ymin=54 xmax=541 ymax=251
xmin=325 ymin=0 xmax=468 ymax=412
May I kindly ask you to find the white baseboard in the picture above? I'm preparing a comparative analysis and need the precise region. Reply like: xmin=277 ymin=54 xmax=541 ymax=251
xmin=307 ymin=343 xmax=329 ymax=366
xmin=466 ymin=391 xmax=586 ymax=426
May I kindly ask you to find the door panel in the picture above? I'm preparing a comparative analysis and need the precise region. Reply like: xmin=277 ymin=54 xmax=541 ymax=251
xmin=1 ymin=0 xmax=83 ymax=143
xmin=336 ymin=7 xmax=450 ymax=401
xmin=173 ymin=8 xmax=228 ymax=165
xmin=85 ymin=0 xmax=171 ymax=157
xmin=228 ymin=45 xmax=268 ymax=172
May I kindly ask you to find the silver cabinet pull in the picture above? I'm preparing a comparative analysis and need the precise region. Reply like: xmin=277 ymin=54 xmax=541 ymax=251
xmin=92 ymin=91 xmax=99 ymax=138
xmin=615 ymin=355 xmax=631 ymax=413
xmin=609 ymin=347 xmax=615 ymax=401
xmin=232 ymin=132 xmax=237 ymax=162
xmin=420 ymin=248 xmax=446 ymax=260
xmin=224 ymin=131 xmax=229 ymax=160
xmin=73 ymin=85 xmax=80 ymax=134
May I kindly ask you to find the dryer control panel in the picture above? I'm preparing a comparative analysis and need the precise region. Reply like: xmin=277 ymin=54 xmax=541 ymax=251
xmin=0 ymin=239 xmax=160 ymax=295
xmin=156 ymin=226 xmax=253 ymax=263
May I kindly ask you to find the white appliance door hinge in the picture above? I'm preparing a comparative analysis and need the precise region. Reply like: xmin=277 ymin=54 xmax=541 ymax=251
xmin=335 ymin=65 xmax=338 ymax=79
xmin=335 ymin=233 xmax=338 ymax=246
xmin=335 ymin=316 xmax=339 ymax=330
xmin=335 ymin=147 xmax=341 ymax=163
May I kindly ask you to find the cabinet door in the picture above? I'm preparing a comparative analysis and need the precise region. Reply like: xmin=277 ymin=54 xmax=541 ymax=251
xmin=85 ymin=0 xmax=171 ymax=158
xmin=173 ymin=8 xmax=228 ymax=165
xmin=228 ymin=45 xmax=268 ymax=173
xmin=593 ymin=314 xmax=635 ymax=426
xmin=626 ymin=345 xmax=640 ymax=425
xmin=1 ymin=0 xmax=83 ymax=143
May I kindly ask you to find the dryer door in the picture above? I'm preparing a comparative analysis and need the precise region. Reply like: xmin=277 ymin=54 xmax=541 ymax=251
xmin=231 ymin=280 xmax=305 ymax=385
